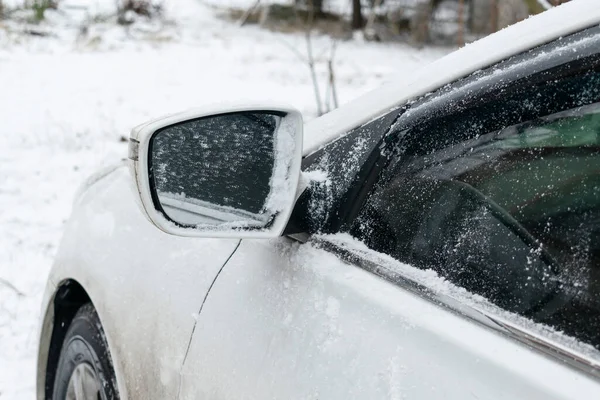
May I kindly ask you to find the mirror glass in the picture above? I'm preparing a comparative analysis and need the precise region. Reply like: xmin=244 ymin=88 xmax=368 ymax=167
xmin=149 ymin=111 xmax=285 ymax=229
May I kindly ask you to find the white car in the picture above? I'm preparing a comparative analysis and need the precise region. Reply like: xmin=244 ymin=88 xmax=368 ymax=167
xmin=38 ymin=1 xmax=600 ymax=399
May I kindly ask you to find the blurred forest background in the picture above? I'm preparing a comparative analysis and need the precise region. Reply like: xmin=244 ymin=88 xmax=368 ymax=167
xmin=0 ymin=0 xmax=571 ymax=47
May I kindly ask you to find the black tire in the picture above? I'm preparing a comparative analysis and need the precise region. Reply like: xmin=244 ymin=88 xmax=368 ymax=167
xmin=52 ymin=303 xmax=120 ymax=400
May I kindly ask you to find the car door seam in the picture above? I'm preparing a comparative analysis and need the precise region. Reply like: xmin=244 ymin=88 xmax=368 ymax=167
xmin=176 ymin=239 xmax=242 ymax=399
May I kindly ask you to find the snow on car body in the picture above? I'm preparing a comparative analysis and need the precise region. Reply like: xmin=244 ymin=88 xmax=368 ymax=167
xmin=38 ymin=1 xmax=600 ymax=399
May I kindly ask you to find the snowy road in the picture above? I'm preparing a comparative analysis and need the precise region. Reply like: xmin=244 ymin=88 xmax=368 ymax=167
xmin=0 ymin=1 xmax=447 ymax=397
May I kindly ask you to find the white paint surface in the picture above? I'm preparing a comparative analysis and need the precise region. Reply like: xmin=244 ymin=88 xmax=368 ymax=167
xmin=180 ymin=238 xmax=600 ymax=399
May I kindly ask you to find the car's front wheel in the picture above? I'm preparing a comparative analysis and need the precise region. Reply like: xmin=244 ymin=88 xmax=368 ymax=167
xmin=52 ymin=303 xmax=119 ymax=400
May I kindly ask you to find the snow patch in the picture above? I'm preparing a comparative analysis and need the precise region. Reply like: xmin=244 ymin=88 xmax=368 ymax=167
xmin=264 ymin=112 xmax=299 ymax=213
xmin=302 ymin=169 xmax=329 ymax=184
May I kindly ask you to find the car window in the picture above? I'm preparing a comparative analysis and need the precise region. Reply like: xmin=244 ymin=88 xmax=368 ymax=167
xmin=349 ymin=30 xmax=600 ymax=351
xmin=286 ymin=108 xmax=403 ymax=234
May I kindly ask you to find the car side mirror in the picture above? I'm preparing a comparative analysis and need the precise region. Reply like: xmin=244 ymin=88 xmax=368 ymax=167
xmin=129 ymin=103 xmax=303 ymax=238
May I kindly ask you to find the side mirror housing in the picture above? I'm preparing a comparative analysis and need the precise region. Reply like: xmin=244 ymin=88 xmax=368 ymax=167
xmin=129 ymin=103 xmax=303 ymax=238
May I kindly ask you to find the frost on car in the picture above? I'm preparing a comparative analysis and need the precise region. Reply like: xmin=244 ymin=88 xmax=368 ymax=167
xmin=39 ymin=2 xmax=600 ymax=400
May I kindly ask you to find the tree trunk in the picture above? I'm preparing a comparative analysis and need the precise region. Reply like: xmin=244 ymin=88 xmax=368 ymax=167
xmin=313 ymin=0 xmax=323 ymax=15
xmin=490 ymin=0 xmax=498 ymax=33
xmin=351 ymin=0 xmax=363 ymax=30
xmin=457 ymin=0 xmax=464 ymax=47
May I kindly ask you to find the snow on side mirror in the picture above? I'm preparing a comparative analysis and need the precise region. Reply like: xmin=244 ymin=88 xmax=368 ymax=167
xmin=129 ymin=103 xmax=303 ymax=238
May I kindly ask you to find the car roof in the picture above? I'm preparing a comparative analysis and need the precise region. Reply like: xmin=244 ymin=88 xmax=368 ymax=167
xmin=302 ymin=0 xmax=600 ymax=156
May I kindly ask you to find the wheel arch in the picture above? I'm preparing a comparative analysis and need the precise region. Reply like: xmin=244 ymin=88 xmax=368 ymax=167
xmin=37 ymin=278 xmax=92 ymax=399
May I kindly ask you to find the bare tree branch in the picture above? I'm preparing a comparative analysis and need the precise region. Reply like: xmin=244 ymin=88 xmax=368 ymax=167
xmin=281 ymin=0 xmax=340 ymax=116
xmin=364 ymin=0 xmax=383 ymax=40
xmin=0 ymin=277 xmax=25 ymax=297
xmin=457 ymin=0 xmax=464 ymax=47
xmin=238 ymin=0 xmax=261 ymax=27
xmin=304 ymin=0 xmax=324 ymax=116
xmin=536 ymin=0 xmax=553 ymax=10
xmin=306 ymin=29 xmax=324 ymax=116
xmin=273 ymin=33 xmax=308 ymax=64
xmin=328 ymin=40 xmax=338 ymax=110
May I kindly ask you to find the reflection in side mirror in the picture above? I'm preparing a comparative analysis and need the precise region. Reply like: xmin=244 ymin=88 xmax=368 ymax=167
xmin=129 ymin=105 xmax=303 ymax=238
xmin=150 ymin=112 xmax=282 ymax=228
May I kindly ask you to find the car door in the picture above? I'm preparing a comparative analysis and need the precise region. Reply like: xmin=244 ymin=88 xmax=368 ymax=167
xmin=178 ymin=27 xmax=600 ymax=399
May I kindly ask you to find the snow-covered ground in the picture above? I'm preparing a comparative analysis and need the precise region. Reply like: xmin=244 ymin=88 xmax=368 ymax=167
xmin=0 ymin=1 xmax=448 ymax=398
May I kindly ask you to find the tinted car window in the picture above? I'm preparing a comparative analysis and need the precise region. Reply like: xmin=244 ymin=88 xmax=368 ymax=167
xmin=350 ymin=31 xmax=600 ymax=350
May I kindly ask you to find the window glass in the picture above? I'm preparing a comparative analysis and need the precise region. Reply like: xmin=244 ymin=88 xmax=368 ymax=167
xmin=351 ymin=61 xmax=600 ymax=350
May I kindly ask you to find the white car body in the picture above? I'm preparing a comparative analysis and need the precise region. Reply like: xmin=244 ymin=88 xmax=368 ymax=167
xmin=38 ymin=1 xmax=600 ymax=399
